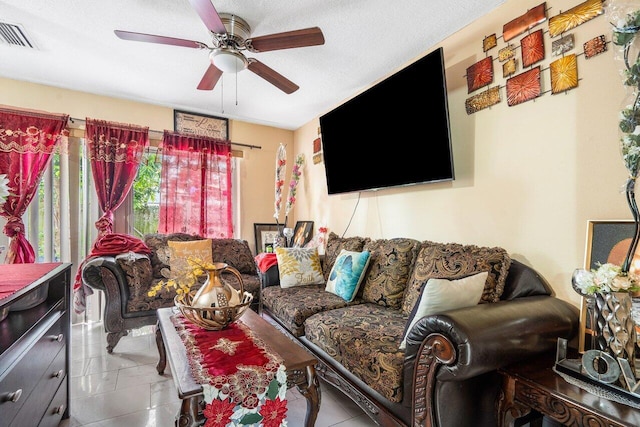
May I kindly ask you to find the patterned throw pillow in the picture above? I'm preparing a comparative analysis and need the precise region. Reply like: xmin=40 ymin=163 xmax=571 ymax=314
xmin=275 ymin=247 xmax=325 ymax=288
xmin=399 ymin=271 xmax=488 ymax=350
xmin=325 ymin=250 xmax=371 ymax=302
xmin=166 ymin=239 xmax=213 ymax=279
xmin=401 ymin=241 xmax=511 ymax=315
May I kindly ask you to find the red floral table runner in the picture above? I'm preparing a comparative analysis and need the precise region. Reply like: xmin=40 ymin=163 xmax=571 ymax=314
xmin=171 ymin=314 xmax=287 ymax=427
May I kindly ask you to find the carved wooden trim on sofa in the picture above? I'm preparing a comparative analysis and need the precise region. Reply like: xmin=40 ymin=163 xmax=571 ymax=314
xmin=412 ymin=333 xmax=456 ymax=427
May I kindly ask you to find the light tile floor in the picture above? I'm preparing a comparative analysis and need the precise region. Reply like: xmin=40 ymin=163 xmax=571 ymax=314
xmin=61 ymin=321 xmax=377 ymax=427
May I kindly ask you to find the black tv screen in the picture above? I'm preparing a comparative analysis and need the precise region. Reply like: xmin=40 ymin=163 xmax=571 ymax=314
xmin=319 ymin=47 xmax=454 ymax=195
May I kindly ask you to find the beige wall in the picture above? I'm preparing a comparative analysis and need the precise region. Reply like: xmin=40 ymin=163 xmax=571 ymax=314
xmin=0 ymin=0 xmax=630 ymax=310
xmin=293 ymin=0 xmax=627 ymax=308
xmin=0 ymin=78 xmax=293 ymax=255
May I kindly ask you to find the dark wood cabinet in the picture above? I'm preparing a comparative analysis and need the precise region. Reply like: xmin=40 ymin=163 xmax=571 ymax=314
xmin=0 ymin=263 xmax=71 ymax=427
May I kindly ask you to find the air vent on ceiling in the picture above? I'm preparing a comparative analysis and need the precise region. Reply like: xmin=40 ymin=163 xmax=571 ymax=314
xmin=0 ymin=22 xmax=35 ymax=48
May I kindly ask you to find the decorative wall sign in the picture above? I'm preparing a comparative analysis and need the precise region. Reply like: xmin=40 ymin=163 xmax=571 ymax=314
xmin=503 ymin=58 xmax=517 ymax=78
xmin=521 ymin=30 xmax=545 ymax=68
xmin=506 ymin=67 xmax=541 ymax=106
xmin=465 ymin=86 xmax=501 ymax=114
xmin=498 ymin=44 xmax=516 ymax=62
xmin=483 ymin=34 xmax=498 ymax=52
xmin=552 ymin=34 xmax=575 ymax=56
xmin=550 ymin=54 xmax=578 ymax=94
xmin=312 ymin=137 xmax=323 ymax=164
xmin=548 ymin=0 xmax=604 ymax=38
xmin=466 ymin=56 xmax=494 ymax=93
xmin=503 ymin=2 xmax=547 ymax=42
xmin=584 ymin=34 xmax=607 ymax=59
xmin=174 ymin=110 xmax=229 ymax=140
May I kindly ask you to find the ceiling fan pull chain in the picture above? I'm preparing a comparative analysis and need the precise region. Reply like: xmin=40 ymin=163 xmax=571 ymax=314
xmin=221 ymin=75 xmax=225 ymax=114
xmin=235 ymin=71 xmax=239 ymax=106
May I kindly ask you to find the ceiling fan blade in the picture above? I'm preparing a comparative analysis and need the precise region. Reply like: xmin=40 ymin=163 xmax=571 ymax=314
xmin=246 ymin=27 xmax=324 ymax=53
xmin=114 ymin=30 xmax=203 ymax=49
xmin=188 ymin=0 xmax=226 ymax=34
xmin=247 ymin=59 xmax=299 ymax=94
xmin=197 ymin=64 xmax=223 ymax=90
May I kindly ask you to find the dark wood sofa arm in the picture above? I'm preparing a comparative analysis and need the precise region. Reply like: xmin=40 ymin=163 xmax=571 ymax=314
xmin=82 ymin=256 xmax=150 ymax=353
xmin=403 ymin=295 xmax=579 ymax=426
xmin=82 ymin=256 xmax=130 ymax=304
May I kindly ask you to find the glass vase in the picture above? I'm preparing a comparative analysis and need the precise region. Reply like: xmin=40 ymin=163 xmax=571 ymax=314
xmin=594 ymin=291 xmax=636 ymax=371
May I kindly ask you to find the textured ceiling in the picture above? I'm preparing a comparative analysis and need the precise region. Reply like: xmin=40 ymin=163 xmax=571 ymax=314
xmin=0 ymin=0 xmax=505 ymax=130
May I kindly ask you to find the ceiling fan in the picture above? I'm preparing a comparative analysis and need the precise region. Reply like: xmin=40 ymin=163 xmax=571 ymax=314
xmin=114 ymin=0 xmax=325 ymax=94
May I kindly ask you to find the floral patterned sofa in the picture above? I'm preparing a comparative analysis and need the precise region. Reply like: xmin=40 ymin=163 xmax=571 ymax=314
xmin=82 ymin=232 xmax=260 ymax=353
xmin=260 ymin=232 xmax=580 ymax=427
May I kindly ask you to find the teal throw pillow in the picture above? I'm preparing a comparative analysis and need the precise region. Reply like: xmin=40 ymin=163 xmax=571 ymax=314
xmin=325 ymin=249 xmax=371 ymax=302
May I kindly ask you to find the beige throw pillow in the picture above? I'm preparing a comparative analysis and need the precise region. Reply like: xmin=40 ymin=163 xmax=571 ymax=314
xmin=166 ymin=239 xmax=213 ymax=279
xmin=399 ymin=271 xmax=488 ymax=350
xmin=275 ymin=247 xmax=325 ymax=288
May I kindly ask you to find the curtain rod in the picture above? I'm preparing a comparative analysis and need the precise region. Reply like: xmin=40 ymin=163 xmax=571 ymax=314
xmin=68 ymin=117 xmax=261 ymax=150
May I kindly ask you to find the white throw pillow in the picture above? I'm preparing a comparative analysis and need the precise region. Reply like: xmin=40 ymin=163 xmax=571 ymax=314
xmin=275 ymin=247 xmax=325 ymax=288
xmin=399 ymin=271 xmax=488 ymax=350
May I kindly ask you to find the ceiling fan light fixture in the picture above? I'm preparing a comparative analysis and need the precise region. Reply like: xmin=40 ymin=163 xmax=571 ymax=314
xmin=210 ymin=48 xmax=248 ymax=73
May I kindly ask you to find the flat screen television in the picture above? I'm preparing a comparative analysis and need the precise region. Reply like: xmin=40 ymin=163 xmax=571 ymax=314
xmin=319 ymin=47 xmax=454 ymax=195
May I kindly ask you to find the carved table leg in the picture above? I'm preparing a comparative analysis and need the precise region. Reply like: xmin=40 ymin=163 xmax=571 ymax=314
xmin=156 ymin=321 xmax=167 ymax=375
xmin=497 ymin=373 xmax=532 ymax=427
xmin=292 ymin=365 xmax=320 ymax=427
xmin=176 ymin=396 xmax=201 ymax=427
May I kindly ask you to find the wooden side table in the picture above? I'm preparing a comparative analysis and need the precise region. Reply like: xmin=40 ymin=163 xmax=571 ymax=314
xmin=497 ymin=352 xmax=640 ymax=427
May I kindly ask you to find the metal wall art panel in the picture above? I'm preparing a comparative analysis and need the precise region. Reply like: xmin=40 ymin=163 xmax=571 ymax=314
xmin=465 ymin=86 xmax=502 ymax=115
xmin=584 ymin=34 xmax=607 ymax=59
xmin=552 ymin=34 xmax=575 ymax=56
xmin=506 ymin=67 xmax=541 ymax=106
xmin=466 ymin=56 xmax=494 ymax=93
xmin=503 ymin=2 xmax=547 ymax=42
xmin=550 ymin=54 xmax=578 ymax=94
xmin=521 ymin=29 xmax=545 ymax=68
xmin=483 ymin=34 xmax=497 ymax=52
xmin=499 ymin=44 xmax=516 ymax=62
xmin=503 ymin=58 xmax=517 ymax=78
xmin=548 ymin=0 xmax=604 ymax=38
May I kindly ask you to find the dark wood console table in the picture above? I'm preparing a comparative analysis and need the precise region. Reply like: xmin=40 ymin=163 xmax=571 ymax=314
xmin=497 ymin=352 xmax=640 ymax=427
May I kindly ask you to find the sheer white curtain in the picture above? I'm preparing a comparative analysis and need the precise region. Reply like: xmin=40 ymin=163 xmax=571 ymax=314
xmin=23 ymin=134 xmax=102 ymax=324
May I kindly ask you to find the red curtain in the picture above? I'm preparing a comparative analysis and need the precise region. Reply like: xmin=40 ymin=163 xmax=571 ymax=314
xmin=85 ymin=118 xmax=149 ymax=235
xmin=0 ymin=106 xmax=69 ymax=264
xmin=159 ymin=131 xmax=233 ymax=238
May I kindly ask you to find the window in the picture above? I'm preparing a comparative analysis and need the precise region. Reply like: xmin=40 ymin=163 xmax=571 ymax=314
xmin=131 ymin=149 xmax=161 ymax=238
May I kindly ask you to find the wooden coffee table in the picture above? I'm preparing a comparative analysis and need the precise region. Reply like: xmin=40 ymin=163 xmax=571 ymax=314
xmin=155 ymin=307 xmax=320 ymax=427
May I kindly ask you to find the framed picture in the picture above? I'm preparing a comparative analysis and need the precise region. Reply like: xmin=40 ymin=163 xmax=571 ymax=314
xmin=579 ymin=220 xmax=638 ymax=352
xmin=174 ymin=109 xmax=229 ymax=140
xmin=254 ymin=223 xmax=280 ymax=255
xmin=292 ymin=221 xmax=314 ymax=248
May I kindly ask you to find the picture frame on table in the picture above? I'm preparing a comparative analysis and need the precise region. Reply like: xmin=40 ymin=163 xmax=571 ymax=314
xmin=174 ymin=109 xmax=229 ymax=140
xmin=578 ymin=219 xmax=638 ymax=352
xmin=292 ymin=221 xmax=314 ymax=248
xmin=254 ymin=223 xmax=280 ymax=255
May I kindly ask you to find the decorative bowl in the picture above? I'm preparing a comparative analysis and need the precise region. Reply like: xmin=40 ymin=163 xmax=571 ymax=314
xmin=174 ymin=289 xmax=253 ymax=330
